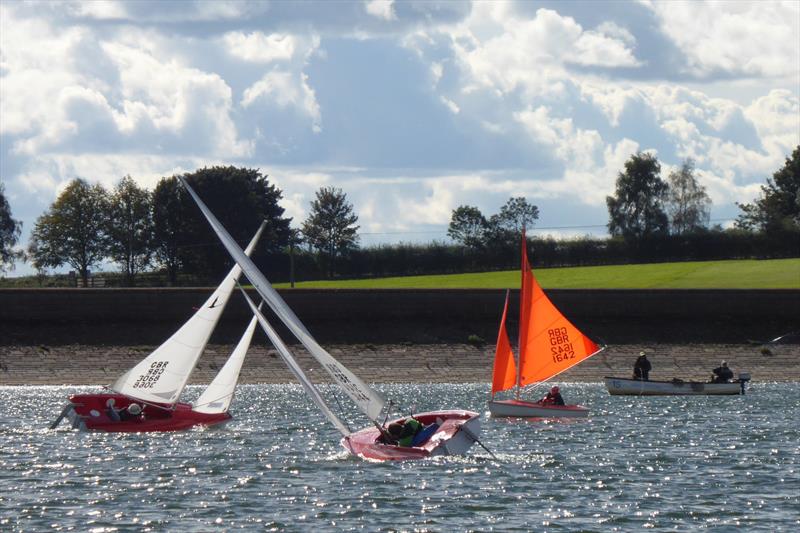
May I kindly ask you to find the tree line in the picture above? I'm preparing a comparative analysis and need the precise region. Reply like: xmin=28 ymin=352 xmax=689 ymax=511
xmin=1 ymin=166 xmax=361 ymax=286
xmin=1 ymin=147 xmax=798 ymax=284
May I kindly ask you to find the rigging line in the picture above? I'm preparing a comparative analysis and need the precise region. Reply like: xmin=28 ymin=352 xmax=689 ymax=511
xmin=331 ymin=388 xmax=353 ymax=433
xmin=102 ymin=387 xmax=177 ymax=412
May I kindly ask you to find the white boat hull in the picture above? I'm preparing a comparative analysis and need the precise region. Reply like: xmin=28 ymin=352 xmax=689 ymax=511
xmin=431 ymin=413 xmax=482 ymax=456
xmin=488 ymin=399 xmax=589 ymax=418
xmin=604 ymin=376 xmax=745 ymax=396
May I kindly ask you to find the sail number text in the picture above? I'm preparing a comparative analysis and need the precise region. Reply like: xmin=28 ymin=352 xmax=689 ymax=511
xmin=548 ymin=327 xmax=575 ymax=363
xmin=324 ymin=363 xmax=371 ymax=404
xmin=133 ymin=361 xmax=168 ymax=389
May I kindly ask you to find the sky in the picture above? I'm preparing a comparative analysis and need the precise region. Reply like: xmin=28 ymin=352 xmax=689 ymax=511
xmin=1 ymin=0 xmax=799 ymax=277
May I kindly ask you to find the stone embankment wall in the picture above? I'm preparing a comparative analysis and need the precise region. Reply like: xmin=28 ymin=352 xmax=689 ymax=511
xmin=1 ymin=288 xmax=797 ymax=385
xmin=2 ymin=288 xmax=799 ymax=344
xmin=1 ymin=343 xmax=797 ymax=385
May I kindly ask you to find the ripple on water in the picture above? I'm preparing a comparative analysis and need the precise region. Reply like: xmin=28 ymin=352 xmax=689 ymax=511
xmin=0 ymin=383 xmax=798 ymax=531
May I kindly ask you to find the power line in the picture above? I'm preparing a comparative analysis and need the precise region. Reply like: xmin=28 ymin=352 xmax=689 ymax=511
xmin=359 ymin=218 xmax=737 ymax=236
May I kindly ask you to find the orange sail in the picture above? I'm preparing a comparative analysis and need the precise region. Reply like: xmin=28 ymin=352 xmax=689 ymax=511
xmin=491 ymin=291 xmax=517 ymax=395
xmin=518 ymin=259 xmax=600 ymax=387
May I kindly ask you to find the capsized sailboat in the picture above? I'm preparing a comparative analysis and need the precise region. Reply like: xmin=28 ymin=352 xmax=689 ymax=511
xmin=488 ymin=232 xmax=604 ymax=418
xmin=180 ymin=177 xmax=482 ymax=461
xmin=50 ymin=225 xmax=266 ymax=432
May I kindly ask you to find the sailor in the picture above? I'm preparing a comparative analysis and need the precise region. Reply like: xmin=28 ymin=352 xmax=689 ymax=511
xmin=397 ymin=417 xmax=423 ymax=447
xmin=105 ymin=398 xmax=122 ymax=422
xmin=711 ymin=361 xmax=734 ymax=383
xmin=539 ymin=385 xmax=566 ymax=406
xmin=381 ymin=422 xmax=404 ymax=444
xmin=120 ymin=403 xmax=143 ymax=421
xmin=633 ymin=351 xmax=651 ymax=381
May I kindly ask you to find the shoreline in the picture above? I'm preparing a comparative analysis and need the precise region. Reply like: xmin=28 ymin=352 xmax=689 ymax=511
xmin=2 ymin=343 xmax=798 ymax=386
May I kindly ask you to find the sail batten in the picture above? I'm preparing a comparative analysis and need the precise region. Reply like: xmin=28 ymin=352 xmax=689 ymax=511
xmin=111 ymin=222 xmax=266 ymax=405
xmin=180 ymin=177 xmax=386 ymax=423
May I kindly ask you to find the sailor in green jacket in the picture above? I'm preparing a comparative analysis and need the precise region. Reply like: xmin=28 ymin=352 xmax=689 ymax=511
xmin=397 ymin=417 xmax=423 ymax=447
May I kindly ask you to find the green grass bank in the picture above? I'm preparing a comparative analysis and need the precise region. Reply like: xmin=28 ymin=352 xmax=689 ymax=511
xmin=274 ymin=258 xmax=800 ymax=289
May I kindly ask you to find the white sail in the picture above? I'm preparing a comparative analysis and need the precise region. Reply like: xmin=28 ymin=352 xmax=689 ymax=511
xmin=192 ymin=305 xmax=261 ymax=414
xmin=180 ymin=177 xmax=386 ymax=422
xmin=239 ymin=288 xmax=350 ymax=436
xmin=111 ymin=222 xmax=267 ymax=405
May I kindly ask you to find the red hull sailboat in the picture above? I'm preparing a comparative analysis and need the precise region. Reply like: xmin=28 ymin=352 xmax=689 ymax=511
xmin=50 ymin=226 xmax=266 ymax=432
xmin=488 ymin=232 xmax=604 ymax=418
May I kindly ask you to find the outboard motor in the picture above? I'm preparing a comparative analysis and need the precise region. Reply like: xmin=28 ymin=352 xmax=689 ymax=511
xmin=737 ymin=372 xmax=751 ymax=395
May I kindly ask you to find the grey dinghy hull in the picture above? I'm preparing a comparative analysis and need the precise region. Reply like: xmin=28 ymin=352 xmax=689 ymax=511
xmin=604 ymin=377 xmax=745 ymax=395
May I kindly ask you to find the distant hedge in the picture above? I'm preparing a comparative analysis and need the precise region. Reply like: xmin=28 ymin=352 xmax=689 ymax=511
xmin=9 ymin=227 xmax=797 ymax=287
xmin=265 ymin=228 xmax=800 ymax=284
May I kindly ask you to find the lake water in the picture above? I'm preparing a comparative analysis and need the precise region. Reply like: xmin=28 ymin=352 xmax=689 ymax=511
xmin=1 ymin=383 xmax=798 ymax=532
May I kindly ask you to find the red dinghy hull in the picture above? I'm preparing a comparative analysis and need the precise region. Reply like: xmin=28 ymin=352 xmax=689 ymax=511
xmin=64 ymin=393 xmax=231 ymax=432
xmin=342 ymin=410 xmax=481 ymax=461
xmin=488 ymin=399 xmax=589 ymax=418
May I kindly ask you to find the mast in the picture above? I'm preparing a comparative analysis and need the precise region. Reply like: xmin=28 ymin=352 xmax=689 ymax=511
xmin=515 ymin=228 xmax=525 ymax=400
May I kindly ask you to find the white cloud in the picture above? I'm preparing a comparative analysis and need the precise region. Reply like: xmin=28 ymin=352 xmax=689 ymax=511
xmin=66 ymin=0 xmax=127 ymax=20
xmin=365 ymin=0 xmax=397 ymax=21
xmin=1 ymin=7 xmax=252 ymax=159
xmin=241 ymin=71 xmax=322 ymax=133
xmin=646 ymin=1 xmax=800 ymax=78
xmin=744 ymin=89 xmax=800 ymax=156
xmin=440 ymin=96 xmax=460 ymax=114
xmin=595 ymin=21 xmax=636 ymax=45
xmin=223 ymin=31 xmax=297 ymax=63
xmin=443 ymin=7 xmax=640 ymax=98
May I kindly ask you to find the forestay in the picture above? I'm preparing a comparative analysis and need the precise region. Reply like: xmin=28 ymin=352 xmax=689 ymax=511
xmin=239 ymin=288 xmax=350 ymax=436
xmin=180 ymin=177 xmax=386 ymax=422
xmin=111 ymin=222 xmax=266 ymax=405
xmin=192 ymin=306 xmax=261 ymax=414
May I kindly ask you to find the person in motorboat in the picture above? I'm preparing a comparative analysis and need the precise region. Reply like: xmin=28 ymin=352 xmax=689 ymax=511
xmin=633 ymin=352 xmax=651 ymax=381
xmin=711 ymin=361 xmax=734 ymax=383
xmin=538 ymin=385 xmax=566 ymax=406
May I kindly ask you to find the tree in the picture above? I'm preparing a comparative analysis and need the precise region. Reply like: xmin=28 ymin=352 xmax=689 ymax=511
xmin=665 ymin=159 xmax=711 ymax=234
xmin=301 ymin=187 xmax=359 ymax=278
xmin=152 ymin=176 xmax=188 ymax=285
xmin=485 ymin=197 xmax=540 ymax=248
xmin=447 ymin=205 xmax=487 ymax=249
xmin=106 ymin=175 xmax=153 ymax=286
xmin=1 ymin=183 xmax=24 ymax=273
xmin=28 ymin=178 xmax=110 ymax=285
xmin=736 ymin=146 xmax=800 ymax=232
xmin=606 ymin=152 xmax=669 ymax=240
xmin=494 ymin=197 xmax=540 ymax=234
xmin=179 ymin=166 xmax=291 ymax=280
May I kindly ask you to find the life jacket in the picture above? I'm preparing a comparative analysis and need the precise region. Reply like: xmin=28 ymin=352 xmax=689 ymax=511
xmin=397 ymin=418 xmax=423 ymax=447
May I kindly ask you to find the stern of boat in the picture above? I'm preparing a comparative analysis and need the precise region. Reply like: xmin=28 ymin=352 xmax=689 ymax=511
xmin=430 ymin=411 xmax=481 ymax=457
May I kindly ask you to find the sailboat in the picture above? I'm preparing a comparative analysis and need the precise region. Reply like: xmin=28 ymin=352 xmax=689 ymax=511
xmin=50 ymin=224 xmax=266 ymax=432
xmin=180 ymin=177 xmax=482 ymax=461
xmin=488 ymin=231 xmax=604 ymax=418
